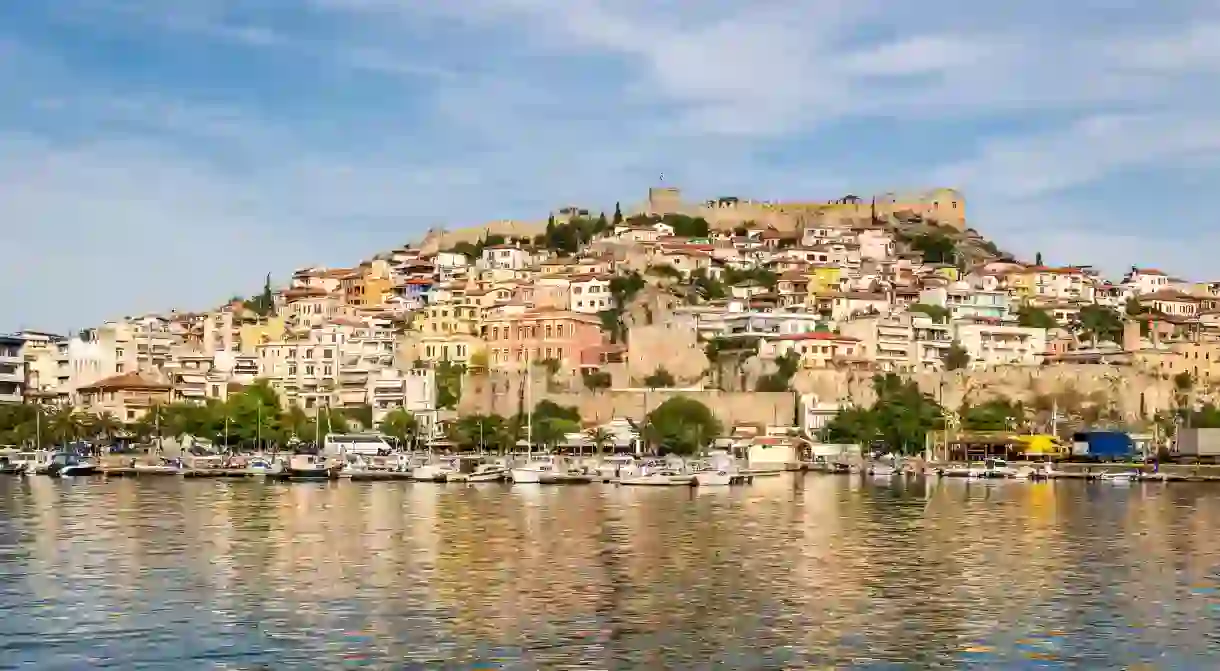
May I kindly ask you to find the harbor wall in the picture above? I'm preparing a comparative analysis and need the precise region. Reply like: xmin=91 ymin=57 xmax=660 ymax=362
xmin=457 ymin=374 xmax=796 ymax=427
xmin=794 ymin=363 xmax=1180 ymax=421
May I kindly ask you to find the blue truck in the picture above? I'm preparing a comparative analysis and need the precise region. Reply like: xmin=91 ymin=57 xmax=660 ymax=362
xmin=1071 ymin=431 xmax=1136 ymax=461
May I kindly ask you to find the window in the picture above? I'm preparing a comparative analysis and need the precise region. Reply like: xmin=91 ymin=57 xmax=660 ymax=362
xmin=305 ymin=365 xmax=315 ymax=376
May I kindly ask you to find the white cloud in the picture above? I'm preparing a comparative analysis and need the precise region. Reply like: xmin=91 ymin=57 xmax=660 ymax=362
xmin=6 ymin=0 xmax=1220 ymax=331
xmin=932 ymin=114 xmax=1220 ymax=200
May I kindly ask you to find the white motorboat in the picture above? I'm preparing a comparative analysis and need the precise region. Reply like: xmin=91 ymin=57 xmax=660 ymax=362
xmin=869 ymin=464 xmax=897 ymax=478
xmin=1099 ymin=471 xmax=1138 ymax=484
xmin=410 ymin=455 xmax=448 ymax=482
xmin=285 ymin=454 xmax=339 ymax=480
xmin=620 ymin=468 xmax=689 ymax=486
xmin=620 ymin=460 xmax=690 ymax=486
xmin=466 ymin=463 xmax=507 ymax=482
xmin=7 ymin=450 xmax=48 ymax=475
xmin=510 ymin=455 xmax=559 ymax=484
xmin=596 ymin=454 xmax=638 ymax=481
xmin=245 ymin=456 xmax=279 ymax=476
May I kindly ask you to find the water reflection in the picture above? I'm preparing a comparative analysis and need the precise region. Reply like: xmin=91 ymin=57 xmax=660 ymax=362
xmin=2 ymin=475 xmax=1220 ymax=667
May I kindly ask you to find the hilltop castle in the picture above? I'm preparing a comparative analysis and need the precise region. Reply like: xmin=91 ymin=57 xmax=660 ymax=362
xmin=629 ymin=186 xmax=966 ymax=232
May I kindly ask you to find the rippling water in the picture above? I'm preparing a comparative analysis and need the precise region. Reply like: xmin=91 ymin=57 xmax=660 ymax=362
xmin=3 ymin=475 xmax=1220 ymax=668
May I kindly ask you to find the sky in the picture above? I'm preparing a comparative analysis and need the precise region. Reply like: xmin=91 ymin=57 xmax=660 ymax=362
xmin=3 ymin=0 xmax=1219 ymax=332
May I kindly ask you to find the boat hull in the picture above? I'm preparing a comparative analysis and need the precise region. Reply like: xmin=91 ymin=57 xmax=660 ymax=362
xmin=58 ymin=465 xmax=98 ymax=477
xmin=285 ymin=467 xmax=339 ymax=480
xmin=693 ymin=471 xmax=731 ymax=486
xmin=468 ymin=469 xmax=506 ymax=482
xmin=620 ymin=476 xmax=687 ymax=486
xmin=511 ymin=468 xmax=542 ymax=484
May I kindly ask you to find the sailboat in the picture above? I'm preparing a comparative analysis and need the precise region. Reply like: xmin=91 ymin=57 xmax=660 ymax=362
xmin=510 ymin=346 xmax=547 ymax=484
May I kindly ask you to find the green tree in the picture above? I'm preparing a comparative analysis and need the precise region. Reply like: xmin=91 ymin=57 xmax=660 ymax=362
xmin=1034 ymin=251 xmax=1043 ymax=266
xmin=911 ymin=232 xmax=957 ymax=264
xmin=1017 ymin=305 xmax=1058 ymax=329
xmin=846 ymin=374 xmax=943 ymax=454
xmin=643 ymin=366 xmax=676 ymax=388
xmin=586 ymin=427 xmax=614 ymax=456
xmin=86 ymin=411 xmax=122 ymax=444
xmin=822 ymin=406 xmax=878 ymax=445
xmin=582 ymin=369 xmax=612 ymax=390
xmin=755 ymin=351 xmax=800 ymax=392
xmin=612 ymin=202 xmax=623 ymax=227
xmin=244 ymin=273 xmax=275 ymax=316
xmin=944 ymin=342 xmax=970 ymax=370
xmin=436 ymin=361 xmax=465 ymax=409
xmin=690 ymin=268 xmax=726 ymax=301
xmin=645 ymin=397 xmax=721 ymax=456
xmin=1076 ymin=304 xmax=1123 ymax=344
xmin=378 ymin=408 xmax=419 ymax=447
xmin=909 ymin=303 xmax=951 ymax=324
xmin=960 ymin=397 xmax=1025 ymax=431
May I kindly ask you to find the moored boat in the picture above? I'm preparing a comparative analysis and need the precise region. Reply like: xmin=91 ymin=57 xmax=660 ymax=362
xmin=47 ymin=452 xmax=99 ymax=477
xmin=510 ymin=455 xmax=559 ymax=484
xmin=284 ymin=454 xmax=340 ymax=480
xmin=466 ymin=463 xmax=507 ymax=482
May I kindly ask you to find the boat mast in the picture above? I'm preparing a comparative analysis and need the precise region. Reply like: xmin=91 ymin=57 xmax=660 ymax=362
xmin=35 ymin=405 xmax=41 ymax=450
xmin=526 ymin=342 xmax=533 ymax=457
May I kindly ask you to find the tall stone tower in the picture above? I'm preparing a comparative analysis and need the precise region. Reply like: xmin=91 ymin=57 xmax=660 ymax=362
xmin=646 ymin=186 xmax=683 ymax=215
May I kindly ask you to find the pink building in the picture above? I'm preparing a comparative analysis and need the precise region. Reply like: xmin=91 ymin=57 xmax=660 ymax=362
xmin=482 ymin=308 xmax=605 ymax=373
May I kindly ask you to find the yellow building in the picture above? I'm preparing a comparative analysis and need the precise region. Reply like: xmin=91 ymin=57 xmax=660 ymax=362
xmin=808 ymin=266 xmax=842 ymax=293
xmin=238 ymin=316 xmax=286 ymax=354
xmin=342 ymin=260 xmax=394 ymax=308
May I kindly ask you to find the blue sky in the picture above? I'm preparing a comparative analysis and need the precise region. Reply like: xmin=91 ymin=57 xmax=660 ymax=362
xmin=3 ymin=0 xmax=1219 ymax=332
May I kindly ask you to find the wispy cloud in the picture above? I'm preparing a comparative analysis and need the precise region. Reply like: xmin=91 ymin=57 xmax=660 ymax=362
xmin=3 ymin=0 xmax=1220 ymax=330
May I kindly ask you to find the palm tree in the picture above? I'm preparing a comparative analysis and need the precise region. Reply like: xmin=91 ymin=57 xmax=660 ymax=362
xmin=47 ymin=407 xmax=86 ymax=446
xmin=586 ymin=427 xmax=614 ymax=457
xmin=88 ymin=412 xmax=122 ymax=446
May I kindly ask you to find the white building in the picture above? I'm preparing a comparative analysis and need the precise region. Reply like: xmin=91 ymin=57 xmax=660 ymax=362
xmin=953 ymin=322 xmax=1047 ymax=367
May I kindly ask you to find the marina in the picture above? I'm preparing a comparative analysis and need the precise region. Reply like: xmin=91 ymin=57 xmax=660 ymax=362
xmin=4 ymin=473 xmax=1220 ymax=667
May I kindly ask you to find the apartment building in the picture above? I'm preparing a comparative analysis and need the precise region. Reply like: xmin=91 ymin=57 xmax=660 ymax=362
xmin=481 ymin=307 xmax=604 ymax=373
xmin=839 ymin=312 xmax=954 ymax=372
xmin=282 ymin=287 xmax=342 ymax=329
xmin=954 ymin=321 xmax=1047 ymax=367
xmin=18 ymin=330 xmax=62 ymax=397
xmin=0 ymin=334 xmax=25 ymax=404
xmin=759 ymin=331 xmax=864 ymax=369
xmin=256 ymin=317 xmax=413 ymax=418
xmin=920 ymin=283 xmax=1011 ymax=321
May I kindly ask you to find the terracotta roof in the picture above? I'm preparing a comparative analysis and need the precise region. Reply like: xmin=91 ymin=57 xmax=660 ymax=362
xmin=283 ymin=287 xmax=331 ymax=299
xmin=78 ymin=372 xmax=171 ymax=392
xmin=1147 ymin=289 xmax=1197 ymax=302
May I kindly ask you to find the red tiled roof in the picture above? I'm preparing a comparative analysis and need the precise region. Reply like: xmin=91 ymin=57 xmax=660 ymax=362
xmin=78 ymin=372 xmax=171 ymax=392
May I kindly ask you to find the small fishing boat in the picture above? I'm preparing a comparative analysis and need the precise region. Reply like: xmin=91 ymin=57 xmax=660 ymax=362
xmin=245 ymin=456 xmax=279 ymax=476
xmin=47 ymin=452 xmax=99 ymax=477
xmin=869 ymin=463 xmax=897 ymax=479
xmin=284 ymin=454 xmax=340 ymax=480
xmin=1099 ymin=470 xmax=1138 ymax=484
xmin=0 ymin=455 xmax=26 ymax=475
xmin=596 ymin=454 xmax=638 ymax=481
xmin=690 ymin=461 xmax=731 ymax=487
